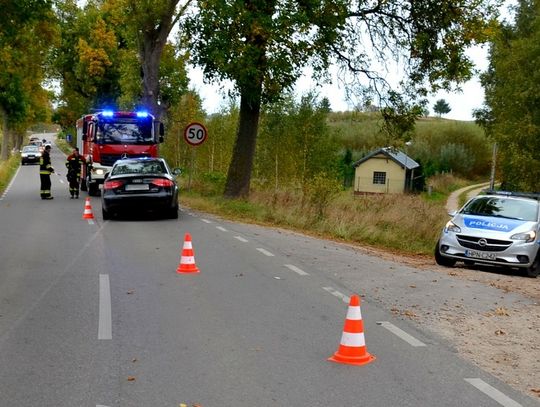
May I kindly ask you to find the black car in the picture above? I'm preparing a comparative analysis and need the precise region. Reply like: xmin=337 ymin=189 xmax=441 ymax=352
xmin=101 ymin=157 xmax=180 ymax=220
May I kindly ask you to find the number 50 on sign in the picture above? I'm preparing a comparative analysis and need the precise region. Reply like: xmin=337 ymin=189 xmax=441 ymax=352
xmin=184 ymin=122 xmax=208 ymax=146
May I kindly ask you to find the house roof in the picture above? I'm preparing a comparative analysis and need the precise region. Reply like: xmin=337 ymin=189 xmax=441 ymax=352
xmin=353 ymin=147 xmax=420 ymax=170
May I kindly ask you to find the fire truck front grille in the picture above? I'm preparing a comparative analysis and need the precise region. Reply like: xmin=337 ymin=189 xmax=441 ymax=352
xmin=100 ymin=153 xmax=151 ymax=167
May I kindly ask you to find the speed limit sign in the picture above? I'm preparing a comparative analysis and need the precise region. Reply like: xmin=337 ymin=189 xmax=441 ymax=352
xmin=184 ymin=122 xmax=208 ymax=146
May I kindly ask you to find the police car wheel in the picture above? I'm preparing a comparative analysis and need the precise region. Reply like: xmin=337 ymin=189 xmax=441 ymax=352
xmin=525 ymin=256 xmax=540 ymax=278
xmin=434 ymin=240 xmax=456 ymax=267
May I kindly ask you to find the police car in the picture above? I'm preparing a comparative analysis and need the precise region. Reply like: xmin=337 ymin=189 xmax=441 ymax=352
xmin=435 ymin=190 xmax=540 ymax=277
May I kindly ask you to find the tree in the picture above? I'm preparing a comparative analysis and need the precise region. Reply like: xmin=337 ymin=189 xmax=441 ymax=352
xmin=433 ymin=99 xmax=451 ymax=117
xmin=0 ymin=0 xmax=56 ymax=159
xmin=188 ymin=0 xmax=499 ymax=198
xmin=479 ymin=0 xmax=540 ymax=191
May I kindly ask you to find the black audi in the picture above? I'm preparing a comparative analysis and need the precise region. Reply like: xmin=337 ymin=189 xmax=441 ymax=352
xmin=101 ymin=157 xmax=180 ymax=220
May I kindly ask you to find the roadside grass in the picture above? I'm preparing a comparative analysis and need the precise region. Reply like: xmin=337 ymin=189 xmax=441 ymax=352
xmin=181 ymin=185 xmax=450 ymax=257
xmin=0 ymin=154 xmax=21 ymax=195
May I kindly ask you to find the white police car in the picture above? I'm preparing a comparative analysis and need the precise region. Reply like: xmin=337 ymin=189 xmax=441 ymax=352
xmin=435 ymin=191 xmax=540 ymax=277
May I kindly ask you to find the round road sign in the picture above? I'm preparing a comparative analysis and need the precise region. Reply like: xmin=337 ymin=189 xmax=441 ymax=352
xmin=184 ymin=122 xmax=208 ymax=146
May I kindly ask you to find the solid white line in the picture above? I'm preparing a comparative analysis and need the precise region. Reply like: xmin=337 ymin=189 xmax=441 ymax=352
xmin=201 ymin=218 xmax=212 ymax=223
xmin=284 ymin=264 xmax=309 ymax=276
xmin=322 ymin=286 xmax=349 ymax=303
xmin=376 ymin=321 xmax=426 ymax=347
xmin=216 ymin=226 xmax=228 ymax=232
xmin=98 ymin=274 xmax=112 ymax=340
xmin=234 ymin=236 xmax=248 ymax=242
xmin=256 ymin=248 xmax=274 ymax=257
xmin=0 ymin=166 xmax=21 ymax=200
xmin=464 ymin=378 xmax=523 ymax=407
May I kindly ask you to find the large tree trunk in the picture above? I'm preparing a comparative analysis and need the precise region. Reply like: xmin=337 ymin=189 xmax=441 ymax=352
xmin=137 ymin=0 xmax=182 ymax=121
xmin=224 ymin=85 xmax=262 ymax=198
xmin=0 ymin=107 xmax=8 ymax=161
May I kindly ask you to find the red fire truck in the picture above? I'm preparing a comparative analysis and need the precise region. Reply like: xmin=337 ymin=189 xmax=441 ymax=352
xmin=76 ymin=110 xmax=164 ymax=195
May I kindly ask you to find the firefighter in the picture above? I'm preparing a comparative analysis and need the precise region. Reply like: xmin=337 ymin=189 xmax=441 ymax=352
xmin=39 ymin=145 xmax=54 ymax=199
xmin=65 ymin=147 xmax=86 ymax=198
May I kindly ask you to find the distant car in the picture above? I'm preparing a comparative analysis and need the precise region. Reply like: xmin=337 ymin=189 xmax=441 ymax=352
xmin=435 ymin=190 xmax=540 ymax=277
xmin=20 ymin=145 xmax=41 ymax=165
xmin=101 ymin=157 xmax=180 ymax=220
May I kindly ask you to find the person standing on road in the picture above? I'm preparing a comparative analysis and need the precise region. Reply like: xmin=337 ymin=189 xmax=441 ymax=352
xmin=39 ymin=145 xmax=54 ymax=199
xmin=65 ymin=147 xmax=85 ymax=198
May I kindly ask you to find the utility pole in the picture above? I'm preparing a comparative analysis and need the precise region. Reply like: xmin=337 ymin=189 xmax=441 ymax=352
xmin=489 ymin=143 xmax=497 ymax=190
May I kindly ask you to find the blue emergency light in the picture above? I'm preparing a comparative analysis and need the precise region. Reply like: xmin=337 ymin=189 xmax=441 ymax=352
xmin=102 ymin=110 xmax=114 ymax=117
xmin=136 ymin=111 xmax=149 ymax=118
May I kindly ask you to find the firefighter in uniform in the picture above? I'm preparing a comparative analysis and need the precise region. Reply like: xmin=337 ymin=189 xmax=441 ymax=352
xmin=39 ymin=145 xmax=54 ymax=199
xmin=65 ymin=147 xmax=86 ymax=198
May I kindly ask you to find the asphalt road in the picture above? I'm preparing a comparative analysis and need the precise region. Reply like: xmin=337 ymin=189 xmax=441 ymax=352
xmin=0 ymin=134 xmax=538 ymax=407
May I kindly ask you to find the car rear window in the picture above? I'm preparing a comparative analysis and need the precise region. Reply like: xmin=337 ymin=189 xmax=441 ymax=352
xmin=112 ymin=161 xmax=166 ymax=175
xmin=461 ymin=197 xmax=539 ymax=221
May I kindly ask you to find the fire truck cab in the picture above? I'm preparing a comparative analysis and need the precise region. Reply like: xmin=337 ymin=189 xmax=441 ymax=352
xmin=76 ymin=110 xmax=164 ymax=196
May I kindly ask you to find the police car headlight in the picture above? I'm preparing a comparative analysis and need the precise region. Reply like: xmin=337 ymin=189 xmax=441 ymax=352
xmin=510 ymin=230 xmax=536 ymax=243
xmin=95 ymin=169 xmax=104 ymax=175
xmin=444 ymin=220 xmax=461 ymax=233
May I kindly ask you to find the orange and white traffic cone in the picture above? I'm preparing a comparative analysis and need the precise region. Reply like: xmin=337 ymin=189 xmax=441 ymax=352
xmin=82 ymin=197 xmax=95 ymax=220
xmin=176 ymin=232 xmax=200 ymax=274
xmin=328 ymin=294 xmax=375 ymax=366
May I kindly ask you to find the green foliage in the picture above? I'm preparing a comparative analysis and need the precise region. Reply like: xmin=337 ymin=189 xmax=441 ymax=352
xmin=480 ymin=0 xmax=540 ymax=192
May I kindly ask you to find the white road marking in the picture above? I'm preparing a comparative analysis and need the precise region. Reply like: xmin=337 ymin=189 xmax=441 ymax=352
xmin=322 ymin=286 xmax=349 ymax=303
xmin=464 ymin=378 xmax=523 ymax=407
xmin=256 ymin=248 xmax=274 ymax=257
xmin=234 ymin=236 xmax=248 ymax=242
xmin=201 ymin=218 xmax=212 ymax=223
xmin=98 ymin=274 xmax=112 ymax=340
xmin=284 ymin=264 xmax=309 ymax=276
xmin=0 ymin=166 xmax=20 ymax=200
xmin=96 ymin=405 xmax=110 ymax=407
xmin=376 ymin=321 xmax=427 ymax=347
xmin=87 ymin=219 xmax=95 ymax=225
xmin=216 ymin=226 xmax=228 ymax=232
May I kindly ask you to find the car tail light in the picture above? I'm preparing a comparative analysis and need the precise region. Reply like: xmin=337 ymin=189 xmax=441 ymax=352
xmin=104 ymin=180 xmax=124 ymax=190
xmin=150 ymin=178 xmax=174 ymax=187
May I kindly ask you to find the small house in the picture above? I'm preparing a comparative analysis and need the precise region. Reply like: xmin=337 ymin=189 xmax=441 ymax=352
xmin=353 ymin=147 xmax=420 ymax=194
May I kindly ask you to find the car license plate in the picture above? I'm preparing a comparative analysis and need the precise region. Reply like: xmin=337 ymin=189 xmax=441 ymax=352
xmin=125 ymin=184 xmax=149 ymax=191
xmin=465 ymin=249 xmax=497 ymax=260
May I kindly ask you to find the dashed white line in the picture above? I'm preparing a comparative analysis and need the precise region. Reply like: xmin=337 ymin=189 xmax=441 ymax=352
xmin=256 ymin=248 xmax=274 ymax=257
xmin=284 ymin=264 xmax=309 ymax=276
xmin=216 ymin=226 xmax=228 ymax=232
xmin=201 ymin=218 xmax=212 ymax=223
xmin=376 ymin=321 xmax=426 ymax=347
xmin=322 ymin=287 xmax=349 ymax=303
xmin=98 ymin=274 xmax=112 ymax=340
xmin=234 ymin=236 xmax=248 ymax=242
xmin=464 ymin=378 xmax=523 ymax=407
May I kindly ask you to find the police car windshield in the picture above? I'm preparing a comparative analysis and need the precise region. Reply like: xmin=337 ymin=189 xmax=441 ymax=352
xmin=97 ymin=118 xmax=153 ymax=144
xmin=461 ymin=196 xmax=538 ymax=221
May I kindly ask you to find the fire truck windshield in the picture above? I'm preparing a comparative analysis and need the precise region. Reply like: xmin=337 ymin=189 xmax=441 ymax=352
xmin=96 ymin=118 xmax=154 ymax=144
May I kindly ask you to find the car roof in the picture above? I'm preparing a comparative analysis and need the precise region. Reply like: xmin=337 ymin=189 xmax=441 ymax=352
xmin=23 ymin=145 xmax=39 ymax=149
xmin=114 ymin=157 xmax=165 ymax=165
xmin=480 ymin=190 xmax=540 ymax=202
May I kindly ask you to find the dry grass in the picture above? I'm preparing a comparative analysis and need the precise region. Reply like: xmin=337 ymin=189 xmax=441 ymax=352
xmin=181 ymin=187 xmax=450 ymax=256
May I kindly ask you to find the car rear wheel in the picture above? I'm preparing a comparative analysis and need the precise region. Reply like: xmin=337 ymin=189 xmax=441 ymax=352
xmin=168 ymin=205 xmax=178 ymax=219
xmin=434 ymin=240 xmax=456 ymax=267
xmin=102 ymin=207 xmax=111 ymax=220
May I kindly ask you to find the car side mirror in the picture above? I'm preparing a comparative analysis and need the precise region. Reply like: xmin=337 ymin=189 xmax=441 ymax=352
xmin=104 ymin=172 xmax=110 ymax=179
xmin=448 ymin=210 xmax=457 ymax=217
xmin=172 ymin=168 xmax=182 ymax=176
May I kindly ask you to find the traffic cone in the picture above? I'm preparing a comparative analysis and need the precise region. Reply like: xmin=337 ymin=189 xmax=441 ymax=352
xmin=82 ymin=197 xmax=95 ymax=220
xmin=328 ymin=294 xmax=375 ymax=366
xmin=176 ymin=232 xmax=200 ymax=274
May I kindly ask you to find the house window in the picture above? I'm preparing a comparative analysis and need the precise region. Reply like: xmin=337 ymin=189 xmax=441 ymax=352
xmin=373 ymin=171 xmax=386 ymax=185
